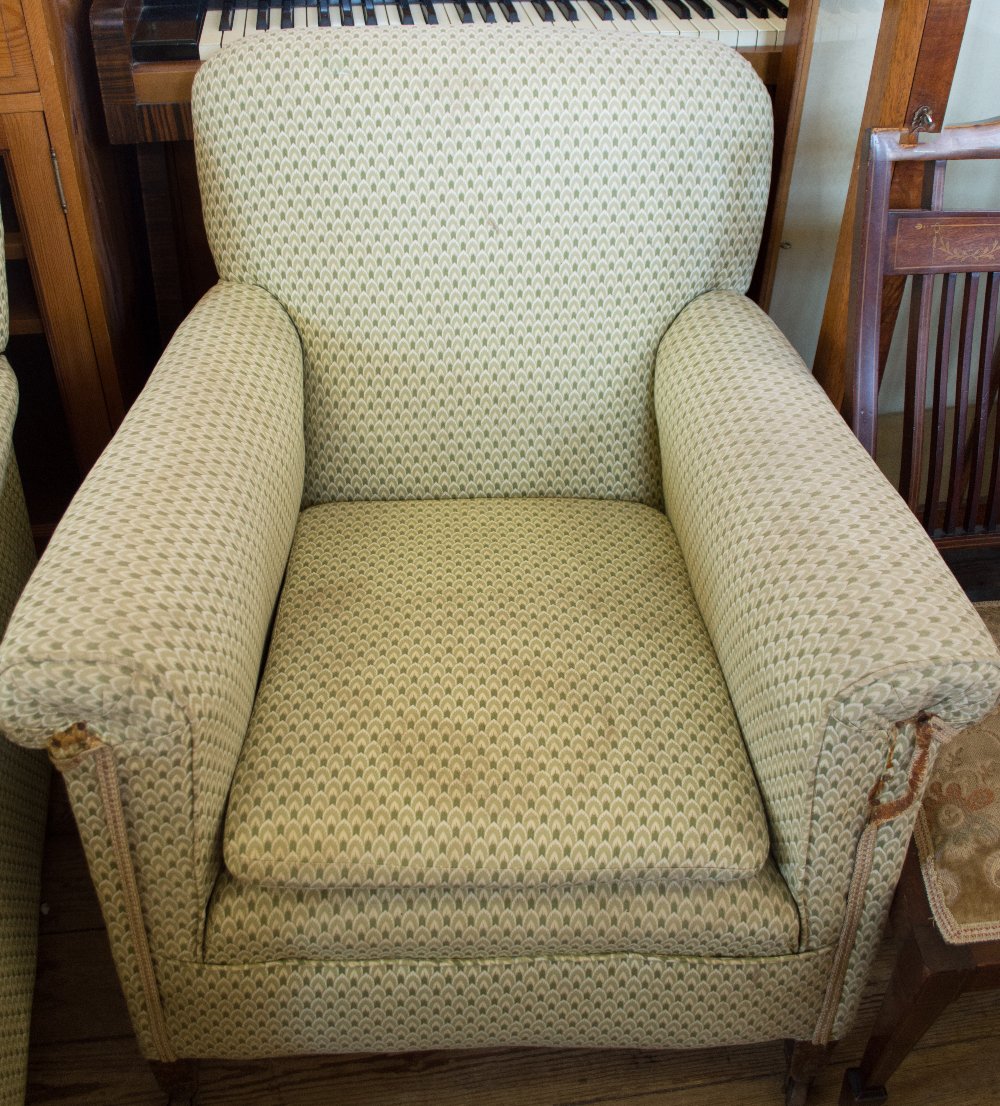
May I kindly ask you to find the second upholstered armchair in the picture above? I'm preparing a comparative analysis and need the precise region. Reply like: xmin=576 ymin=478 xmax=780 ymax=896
xmin=0 ymin=30 xmax=998 ymax=1106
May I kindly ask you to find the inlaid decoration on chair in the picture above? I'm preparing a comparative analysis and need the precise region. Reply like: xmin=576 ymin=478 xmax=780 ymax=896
xmin=845 ymin=119 xmax=1000 ymax=549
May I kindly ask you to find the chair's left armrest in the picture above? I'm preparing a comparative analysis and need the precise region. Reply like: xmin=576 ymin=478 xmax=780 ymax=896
xmin=0 ymin=281 xmax=304 ymax=968
xmin=655 ymin=290 xmax=1000 ymax=981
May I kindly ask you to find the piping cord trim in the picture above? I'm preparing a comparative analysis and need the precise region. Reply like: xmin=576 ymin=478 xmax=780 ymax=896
xmin=811 ymin=711 xmax=954 ymax=1045
xmin=49 ymin=722 xmax=177 ymax=1063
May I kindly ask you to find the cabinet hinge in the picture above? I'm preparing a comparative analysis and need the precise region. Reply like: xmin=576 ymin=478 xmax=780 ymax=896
xmin=50 ymin=150 xmax=67 ymax=214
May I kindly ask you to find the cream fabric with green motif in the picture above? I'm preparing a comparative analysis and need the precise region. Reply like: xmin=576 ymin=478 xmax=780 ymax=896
xmin=207 ymin=857 xmax=799 ymax=962
xmin=193 ymin=30 xmax=772 ymax=509
xmin=224 ymin=497 xmax=771 ymax=892
xmin=655 ymin=290 xmax=1000 ymax=952
xmin=0 ymin=359 xmax=46 ymax=1106
xmin=157 ymin=950 xmax=838 ymax=1058
xmin=0 ymin=284 xmax=305 ymax=965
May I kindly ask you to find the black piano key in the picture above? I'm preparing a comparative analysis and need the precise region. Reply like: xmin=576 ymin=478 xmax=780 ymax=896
xmin=419 ymin=0 xmax=438 ymax=20
xmin=317 ymin=0 xmax=332 ymax=22
xmin=632 ymin=0 xmax=656 ymax=16
xmin=475 ymin=0 xmax=497 ymax=19
xmin=531 ymin=0 xmax=555 ymax=17
xmin=256 ymin=0 xmax=269 ymax=29
xmin=220 ymin=0 xmax=236 ymax=31
xmin=607 ymin=0 xmax=635 ymax=17
xmin=743 ymin=0 xmax=769 ymax=15
xmin=362 ymin=0 xmax=377 ymax=24
xmin=716 ymin=0 xmax=748 ymax=15
xmin=397 ymin=0 xmax=415 ymax=20
xmin=281 ymin=0 xmax=294 ymax=27
xmin=497 ymin=0 xmax=518 ymax=18
xmin=339 ymin=0 xmax=355 ymax=24
xmin=763 ymin=0 xmax=787 ymax=14
xmin=454 ymin=0 xmax=473 ymax=20
xmin=687 ymin=0 xmax=713 ymax=14
xmin=662 ymin=0 xmax=691 ymax=17
xmin=587 ymin=0 xmax=613 ymax=18
xmin=554 ymin=0 xmax=579 ymax=17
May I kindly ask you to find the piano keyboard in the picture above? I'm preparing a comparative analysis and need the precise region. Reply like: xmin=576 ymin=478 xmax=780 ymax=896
xmin=131 ymin=0 xmax=789 ymax=62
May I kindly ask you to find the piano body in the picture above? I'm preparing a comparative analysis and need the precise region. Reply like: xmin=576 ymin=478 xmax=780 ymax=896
xmin=91 ymin=0 xmax=820 ymax=338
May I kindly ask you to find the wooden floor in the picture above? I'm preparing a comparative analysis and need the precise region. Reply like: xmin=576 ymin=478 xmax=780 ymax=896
xmin=24 ymin=773 xmax=1000 ymax=1106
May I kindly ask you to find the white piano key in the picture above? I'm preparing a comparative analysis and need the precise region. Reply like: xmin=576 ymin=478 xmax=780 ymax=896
xmin=300 ymin=1 xmax=313 ymax=26
xmin=573 ymin=0 xmax=604 ymax=28
xmin=709 ymin=5 xmax=756 ymax=48
xmin=688 ymin=4 xmax=736 ymax=44
xmin=746 ymin=12 xmax=776 ymax=47
xmin=518 ymin=1 xmax=544 ymax=25
xmin=547 ymin=1 xmax=573 ymax=25
xmin=385 ymin=0 xmax=402 ymax=22
xmin=198 ymin=5 xmax=224 ymax=58
xmin=629 ymin=3 xmax=660 ymax=32
xmin=686 ymin=10 xmax=722 ymax=39
xmin=220 ymin=3 xmax=249 ymax=45
xmin=241 ymin=4 xmax=265 ymax=34
xmin=648 ymin=2 xmax=701 ymax=37
xmin=435 ymin=0 xmax=456 ymax=23
xmin=269 ymin=5 xmax=282 ymax=31
xmin=373 ymin=1 xmax=391 ymax=24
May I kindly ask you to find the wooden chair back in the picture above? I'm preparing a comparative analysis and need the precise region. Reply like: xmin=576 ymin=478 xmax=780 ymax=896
xmin=846 ymin=119 xmax=1000 ymax=548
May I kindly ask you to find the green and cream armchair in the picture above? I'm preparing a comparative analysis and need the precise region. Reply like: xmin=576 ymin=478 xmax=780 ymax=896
xmin=0 ymin=226 xmax=46 ymax=1106
xmin=0 ymin=29 xmax=997 ymax=1106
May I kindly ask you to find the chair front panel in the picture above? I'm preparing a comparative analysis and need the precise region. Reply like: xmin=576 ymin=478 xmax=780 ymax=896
xmin=193 ymin=30 xmax=772 ymax=507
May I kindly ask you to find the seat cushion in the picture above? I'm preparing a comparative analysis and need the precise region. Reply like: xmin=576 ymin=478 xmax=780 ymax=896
xmin=223 ymin=497 xmax=770 ymax=892
xmin=205 ymin=859 xmax=800 ymax=964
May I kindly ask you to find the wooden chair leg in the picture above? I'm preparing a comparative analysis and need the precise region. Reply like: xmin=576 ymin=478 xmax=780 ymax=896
xmin=839 ymin=927 xmax=971 ymax=1104
xmin=149 ymin=1059 xmax=199 ymax=1105
xmin=785 ymin=1039 xmax=834 ymax=1106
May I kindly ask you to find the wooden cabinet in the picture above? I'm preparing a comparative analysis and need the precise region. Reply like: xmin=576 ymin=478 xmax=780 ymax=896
xmin=0 ymin=0 xmax=151 ymax=541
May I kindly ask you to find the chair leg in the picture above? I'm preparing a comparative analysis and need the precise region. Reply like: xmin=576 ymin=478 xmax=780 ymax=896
xmin=839 ymin=927 xmax=971 ymax=1104
xmin=785 ymin=1039 xmax=834 ymax=1106
xmin=149 ymin=1059 xmax=199 ymax=1105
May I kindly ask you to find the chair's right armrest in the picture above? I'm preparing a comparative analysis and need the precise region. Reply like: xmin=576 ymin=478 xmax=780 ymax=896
xmin=0 ymin=281 xmax=304 ymax=965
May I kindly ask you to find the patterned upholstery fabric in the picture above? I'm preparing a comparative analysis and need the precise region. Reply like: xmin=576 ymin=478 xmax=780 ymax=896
xmin=0 ymin=33 xmax=998 ymax=1071
xmin=0 ymin=283 xmax=305 ymax=969
xmin=207 ymin=859 xmax=799 ymax=962
xmin=225 ymin=498 xmax=770 ymax=892
xmin=193 ymin=30 xmax=772 ymax=508
xmin=915 ymin=601 xmax=1000 ymax=945
xmin=156 ymin=950 xmax=839 ymax=1058
xmin=0 ymin=357 xmax=45 ymax=1106
xmin=656 ymin=290 xmax=1000 ymax=953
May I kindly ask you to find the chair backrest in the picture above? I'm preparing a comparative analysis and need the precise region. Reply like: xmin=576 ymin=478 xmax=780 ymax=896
xmin=846 ymin=119 xmax=1000 ymax=548
xmin=192 ymin=30 xmax=772 ymax=508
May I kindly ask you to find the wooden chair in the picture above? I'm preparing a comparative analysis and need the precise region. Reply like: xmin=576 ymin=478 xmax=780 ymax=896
xmin=845 ymin=119 xmax=1000 ymax=548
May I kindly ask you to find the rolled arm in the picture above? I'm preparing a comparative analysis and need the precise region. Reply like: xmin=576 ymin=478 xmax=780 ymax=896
xmin=654 ymin=291 xmax=1000 ymax=951
xmin=0 ymin=281 xmax=305 ymax=960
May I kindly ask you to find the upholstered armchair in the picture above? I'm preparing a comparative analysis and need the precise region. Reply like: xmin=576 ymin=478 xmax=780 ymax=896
xmin=0 ymin=225 xmax=47 ymax=1106
xmin=0 ymin=30 xmax=998 ymax=1106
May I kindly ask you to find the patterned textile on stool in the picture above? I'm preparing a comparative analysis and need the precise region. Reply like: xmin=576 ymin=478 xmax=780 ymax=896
xmin=915 ymin=600 xmax=1000 ymax=944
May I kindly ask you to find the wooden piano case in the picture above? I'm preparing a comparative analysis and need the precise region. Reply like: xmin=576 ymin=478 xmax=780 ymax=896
xmin=0 ymin=0 xmax=152 ymax=541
